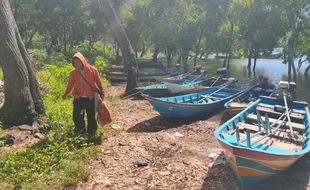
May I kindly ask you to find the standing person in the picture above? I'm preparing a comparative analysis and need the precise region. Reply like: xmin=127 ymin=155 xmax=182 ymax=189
xmin=62 ymin=52 xmax=104 ymax=138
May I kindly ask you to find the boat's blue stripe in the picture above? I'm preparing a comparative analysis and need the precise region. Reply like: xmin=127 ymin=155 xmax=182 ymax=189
xmin=236 ymin=157 xmax=278 ymax=174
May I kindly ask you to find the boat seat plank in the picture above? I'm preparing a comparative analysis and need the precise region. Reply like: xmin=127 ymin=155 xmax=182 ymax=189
xmin=236 ymin=122 xmax=306 ymax=143
xmin=256 ymin=106 xmax=304 ymax=120
xmin=247 ymin=114 xmax=305 ymax=131
xmin=237 ymin=133 xmax=302 ymax=152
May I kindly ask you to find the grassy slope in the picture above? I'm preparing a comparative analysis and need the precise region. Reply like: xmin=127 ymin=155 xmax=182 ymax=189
xmin=0 ymin=65 xmax=109 ymax=190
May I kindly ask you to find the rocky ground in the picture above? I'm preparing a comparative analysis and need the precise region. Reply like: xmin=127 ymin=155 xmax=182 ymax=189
xmin=74 ymin=83 xmax=310 ymax=190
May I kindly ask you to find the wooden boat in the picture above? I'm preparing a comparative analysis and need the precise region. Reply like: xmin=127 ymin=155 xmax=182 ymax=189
xmin=135 ymin=77 xmax=233 ymax=97
xmin=135 ymin=75 xmax=227 ymax=97
xmin=164 ymin=77 xmax=232 ymax=94
xmin=161 ymin=65 xmax=206 ymax=82
xmin=225 ymin=84 xmax=275 ymax=114
xmin=107 ymin=71 xmax=170 ymax=82
xmin=142 ymin=84 xmax=244 ymax=118
xmin=134 ymin=83 xmax=169 ymax=97
xmin=161 ymin=71 xmax=206 ymax=83
xmin=214 ymin=96 xmax=310 ymax=185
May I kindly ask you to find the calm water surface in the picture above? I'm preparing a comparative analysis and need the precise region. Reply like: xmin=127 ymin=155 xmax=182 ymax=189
xmin=202 ymin=58 xmax=310 ymax=104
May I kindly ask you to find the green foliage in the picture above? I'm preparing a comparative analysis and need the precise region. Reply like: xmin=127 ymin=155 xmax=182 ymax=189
xmin=72 ymin=42 xmax=116 ymax=64
xmin=95 ymin=56 xmax=109 ymax=72
xmin=46 ymin=51 xmax=68 ymax=65
xmin=0 ymin=65 xmax=102 ymax=189
xmin=28 ymin=48 xmax=48 ymax=62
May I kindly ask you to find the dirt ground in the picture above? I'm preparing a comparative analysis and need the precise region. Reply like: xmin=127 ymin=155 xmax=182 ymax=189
xmin=73 ymin=83 xmax=310 ymax=190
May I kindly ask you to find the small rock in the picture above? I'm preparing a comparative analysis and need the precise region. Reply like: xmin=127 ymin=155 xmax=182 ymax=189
xmin=18 ymin=125 xmax=38 ymax=132
xmin=183 ymin=160 xmax=190 ymax=165
xmin=118 ymin=142 xmax=128 ymax=146
xmin=133 ymin=158 xmax=149 ymax=167
xmin=34 ymin=133 xmax=44 ymax=139
xmin=213 ymin=158 xmax=226 ymax=166
xmin=173 ymin=132 xmax=184 ymax=138
xmin=103 ymin=149 xmax=112 ymax=155
xmin=208 ymin=153 xmax=219 ymax=160
xmin=159 ymin=171 xmax=171 ymax=176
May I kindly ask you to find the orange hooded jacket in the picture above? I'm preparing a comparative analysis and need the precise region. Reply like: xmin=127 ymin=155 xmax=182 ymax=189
xmin=64 ymin=52 xmax=103 ymax=100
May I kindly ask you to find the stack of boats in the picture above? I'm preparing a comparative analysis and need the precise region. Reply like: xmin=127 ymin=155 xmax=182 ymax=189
xmin=137 ymin=68 xmax=310 ymax=185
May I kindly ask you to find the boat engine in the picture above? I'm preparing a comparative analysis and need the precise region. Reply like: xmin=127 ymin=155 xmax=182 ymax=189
xmin=278 ymin=81 xmax=297 ymax=100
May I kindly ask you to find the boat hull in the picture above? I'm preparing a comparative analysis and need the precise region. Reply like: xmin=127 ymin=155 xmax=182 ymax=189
xmin=144 ymin=96 xmax=228 ymax=118
xmin=219 ymin=141 xmax=302 ymax=185
xmin=143 ymin=87 xmax=243 ymax=118
xmin=215 ymin=96 xmax=310 ymax=185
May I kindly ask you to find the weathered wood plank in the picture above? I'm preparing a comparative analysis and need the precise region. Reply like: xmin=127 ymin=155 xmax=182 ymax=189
xmin=247 ymin=114 xmax=305 ymax=131
xmin=236 ymin=122 xmax=306 ymax=143
xmin=256 ymin=106 xmax=304 ymax=120
xmin=237 ymin=132 xmax=302 ymax=152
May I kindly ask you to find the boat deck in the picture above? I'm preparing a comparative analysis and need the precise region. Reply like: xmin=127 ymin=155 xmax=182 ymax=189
xmin=223 ymin=103 xmax=308 ymax=153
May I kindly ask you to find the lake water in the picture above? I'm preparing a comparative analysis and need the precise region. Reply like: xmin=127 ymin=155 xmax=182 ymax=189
xmin=201 ymin=58 xmax=310 ymax=104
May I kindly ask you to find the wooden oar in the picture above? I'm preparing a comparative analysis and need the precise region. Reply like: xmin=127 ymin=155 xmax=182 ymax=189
xmin=226 ymin=85 xmax=258 ymax=104
xmin=210 ymin=77 xmax=221 ymax=87
xmin=198 ymin=81 xmax=234 ymax=103
xmin=283 ymin=95 xmax=295 ymax=137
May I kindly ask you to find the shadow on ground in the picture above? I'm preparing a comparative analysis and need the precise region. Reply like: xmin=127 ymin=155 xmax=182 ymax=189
xmin=127 ymin=109 xmax=224 ymax=133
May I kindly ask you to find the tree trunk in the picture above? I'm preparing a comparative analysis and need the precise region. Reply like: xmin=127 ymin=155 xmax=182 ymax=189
xmin=287 ymin=36 xmax=294 ymax=82
xmin=222 ymin=52 xmax=228 ymax=68
xmin=194 ymin=26 xmax=204 ymax=66
xmin=140 ymin=44 xmax=146 ymax=57
xmin=253 ymin=50 xmax=258 ymax=72
xmin=99 ymin=0 xmax=138 ymax=92
xmin=226 ymin=23 xmax=234 ymax=70
xmin=305 ymin=64 xmax=310 ymax=76
xmin=291 ymin=60 xmax=297 ymax=82
xmin=166 ymin=49 xmax=172 ymax=68
xmin=152 ymin=44 xmax=159 ymax=62
xmin=0 ymin=0 xmax=44 ymax=125
xmin=247 ymin=49 xmax=252 ymax=70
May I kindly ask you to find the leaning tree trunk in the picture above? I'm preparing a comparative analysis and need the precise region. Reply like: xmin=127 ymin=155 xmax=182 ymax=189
xmin=0 ymin=0 xmax=44 ymax=125
xmin=99 ymin=0 xmax=138 ymax=92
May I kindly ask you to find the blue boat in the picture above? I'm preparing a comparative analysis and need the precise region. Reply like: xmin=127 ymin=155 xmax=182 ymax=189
xmin=164 ymin=77 xmax=232 ymax=94
xmin=136 ymin=77 xmax=230 ymax=97
xmin=225 ymin=84 xmax=275 ymax=114
xmin=214 ymin=96 xmax=310 ymax=185
xmin=142 ymin=85 xmax=245 ymax=118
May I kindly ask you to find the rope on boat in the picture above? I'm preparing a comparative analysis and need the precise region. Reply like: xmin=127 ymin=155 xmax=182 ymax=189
xmin=210 ymin=77 xmax=221 ymax=87
xmin=121 ymin=88 xmax=147 ymax=100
